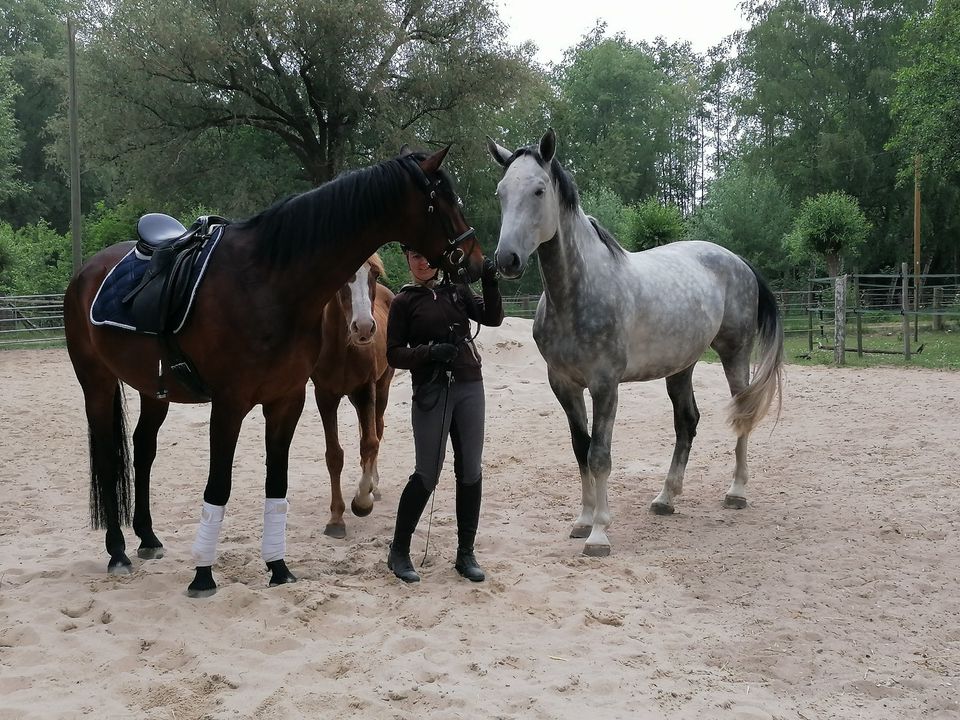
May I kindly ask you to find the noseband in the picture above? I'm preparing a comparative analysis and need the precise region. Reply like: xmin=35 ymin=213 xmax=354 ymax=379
xmin=401 ymin=156 xmax=478 ymax=273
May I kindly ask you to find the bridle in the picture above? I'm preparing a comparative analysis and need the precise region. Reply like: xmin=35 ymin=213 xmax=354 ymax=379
xmin=401 ymin=156 xmax=479 ymax=277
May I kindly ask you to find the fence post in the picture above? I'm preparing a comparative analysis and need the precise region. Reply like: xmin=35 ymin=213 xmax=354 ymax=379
xmin=834 ymin=274 xmax=847 ymax=365
xmin=933 ymin=286 xmax=943 ymax=331
xmin=902 ymin=262 xmax=911 ymax=360
xmin=854 ymin=274 xmax=863 ymax=359
xmin=807 ymin=283 xmax=814 ymax=352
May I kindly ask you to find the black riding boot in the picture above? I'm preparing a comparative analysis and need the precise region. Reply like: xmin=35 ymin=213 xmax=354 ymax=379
xmin=454 ymin=478 xmax=485 ymax=582
xmin=388 ymin=474 xmax=432 ymax=583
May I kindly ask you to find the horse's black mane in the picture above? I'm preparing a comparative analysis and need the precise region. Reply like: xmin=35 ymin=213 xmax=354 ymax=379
xmin=237 ymin=152 xmax=458 ymax=267
xmin=506 ymin=146 xmax=626 ymax=258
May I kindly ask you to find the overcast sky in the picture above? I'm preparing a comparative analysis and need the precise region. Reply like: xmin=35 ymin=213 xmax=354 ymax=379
xmin=496 ymin=0 xmax=748 ymax=64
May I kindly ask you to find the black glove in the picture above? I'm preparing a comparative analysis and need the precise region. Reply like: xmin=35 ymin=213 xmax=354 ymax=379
xmin=481 ymin=256 xmax=498 ymax=286
xmin=428 ymin=342 xmax=458 ymax=363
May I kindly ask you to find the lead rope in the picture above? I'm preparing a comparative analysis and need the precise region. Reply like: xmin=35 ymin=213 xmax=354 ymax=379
xmin=421 ymin=368 xmax=453 ymax=567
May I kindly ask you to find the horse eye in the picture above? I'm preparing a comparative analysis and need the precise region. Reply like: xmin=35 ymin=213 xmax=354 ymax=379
xmin=534 ymin=188 xmax=545 ymax=197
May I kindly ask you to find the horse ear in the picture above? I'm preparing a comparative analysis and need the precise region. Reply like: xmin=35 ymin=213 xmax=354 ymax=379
xmin=539 ymin=128 xmax=557 ymax=163
xmin=487 ymin=136 xmax=512 ymax=167
xmin=420 ymin=144 xmax=450 ymax=173
xmin=399 ymin=144 xmax=414 ymax=157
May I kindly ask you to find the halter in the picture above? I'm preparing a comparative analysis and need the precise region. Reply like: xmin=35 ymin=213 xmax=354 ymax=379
xmin=401 ymin=156 xmax=478 ymax=273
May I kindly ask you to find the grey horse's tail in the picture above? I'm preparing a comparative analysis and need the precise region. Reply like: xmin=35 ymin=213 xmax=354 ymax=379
xmin=730 ymin=264 xmax=784 ymax=436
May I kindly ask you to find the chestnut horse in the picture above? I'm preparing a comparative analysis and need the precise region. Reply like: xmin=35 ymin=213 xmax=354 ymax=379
xmin=64 ymin=147 xmax=482 ymax=597
xmin=311 ymin=253 xmax=395 ymax=538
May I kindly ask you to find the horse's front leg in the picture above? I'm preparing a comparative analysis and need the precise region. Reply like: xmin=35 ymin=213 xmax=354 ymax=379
xmin=315 ymin=386 xmax=346 ymax=538
xmin=651 ymin=366 xmax=699 ymax=515
xmin=132 ymin=393 xmax=169 ymax=559
xmin=583 ymin=380 xmax=619 ymax=557
xmin=261 ymin=390 xmax=306 ymax=586
xmin=347 ymin=383 xmax=379 ymax=518
xmin=547 ymin=370 xmax=593 ymax=539
xmin=187 ymin=399 xmax=249 ymax=598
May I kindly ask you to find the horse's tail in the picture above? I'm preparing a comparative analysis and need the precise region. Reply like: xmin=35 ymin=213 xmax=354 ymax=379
xmin=730 ymin=264 xmax=784 ymax=436
xmin=88 ymin=384 xmax=133 ymax=529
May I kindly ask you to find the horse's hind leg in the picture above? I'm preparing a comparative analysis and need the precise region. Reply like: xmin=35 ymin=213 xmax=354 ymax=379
xmin=315 ymin=386 xmax=347 ymax=538
xmin=548 ymin=369 xmax=593 ymax=539
xmin=371 ymin=368 xmax=393 ymax=501
xmin=132 ymin=393 xmax=169 ymax=559
xmin=80 ymin=382 xmax=134 ymax=574
xmin=718 ymin=346 xmax=752 ymax=509
xmin=347 ymin=382 xmax=378 ymax=518
xmin=651 ymin=365 xmax=700 ymax=515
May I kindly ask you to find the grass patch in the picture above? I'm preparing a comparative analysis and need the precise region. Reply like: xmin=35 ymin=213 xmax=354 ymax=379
xmin=703 ymin=324 xmax=960 ymax=370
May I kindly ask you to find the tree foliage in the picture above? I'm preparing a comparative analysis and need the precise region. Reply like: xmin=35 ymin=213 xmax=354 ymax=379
xmin=890 ymin=0 xmax=960 ymax=179
xmin=686 ymin=162 xmax=795 ymax=281
xmin=785 ymin=190 xmax=870 ymax=276
xmin=75 ymin=0 xmax=537 ymax=215
xmin=630 ymin=198 xmax=685 ymax=250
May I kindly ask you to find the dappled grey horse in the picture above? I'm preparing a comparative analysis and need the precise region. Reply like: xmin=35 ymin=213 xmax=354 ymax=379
xmin=488 ymin=128 xmax=784 ymax=557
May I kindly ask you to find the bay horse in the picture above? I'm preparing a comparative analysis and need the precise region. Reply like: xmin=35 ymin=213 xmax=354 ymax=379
xmin=64 ymin=146 xmax=483 ymax=597
xmin=487 ymin=129 xmax=784 ymax=557
xmin=311 ymin=253 xmax=395 ymax=539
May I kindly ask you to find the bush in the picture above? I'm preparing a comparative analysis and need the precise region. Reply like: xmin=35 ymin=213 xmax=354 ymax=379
xmin=630 ymin=197 xmax=684 ymax=250
xmin=0 ymin=220 xmax=72 ymax=294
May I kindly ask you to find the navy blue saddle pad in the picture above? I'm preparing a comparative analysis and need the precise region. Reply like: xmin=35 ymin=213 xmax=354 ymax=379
xmin=89 ymin=227 xmax=223 ymax=334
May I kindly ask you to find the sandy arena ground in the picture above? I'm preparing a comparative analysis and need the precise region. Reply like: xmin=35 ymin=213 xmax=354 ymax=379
xmin=1 ymin=317 xmax=958 ymax=719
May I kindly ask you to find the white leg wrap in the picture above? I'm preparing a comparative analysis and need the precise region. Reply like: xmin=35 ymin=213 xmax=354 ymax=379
xmin=191 ymin=502 xmax=226 ymax=567
xmin=262 ymin=498 xmax=289 ymax=563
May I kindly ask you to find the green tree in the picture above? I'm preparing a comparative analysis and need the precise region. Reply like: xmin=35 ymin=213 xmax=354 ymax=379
xmin=686 ymin=162 xmax=795 ymax=282
xmin=630 ymin=197 xmax=684 ymax=250
xmin=550 ymin=27 xmax=667 ymax=204
xmin=785 ymin=191 xmax=870 ymax=277
xmin=0 ymin=59 xmax=24 ymax=203
xmin=0 ymin=0 xmax=75 ymax=230
xmin=580 ymin=186 xmax=636 ymax=248
xmin=75 ymin=0 xmax=536 ymax=215
xmin=735 ymin=0 xmax=930 ymax=272
xmin=890 ymin=0 xmax=960 ymax=179
xmin=0 ymin=220 xmax=72 ymax=294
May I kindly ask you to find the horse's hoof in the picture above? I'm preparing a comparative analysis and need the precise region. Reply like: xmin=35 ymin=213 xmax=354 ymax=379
xmin=137 ymin=545 xmax=165 ymax=560
xmin=351 ymin=498 xmax=373 ymax=518
xmin=723 ymin=495 xmax=748 ymax=510
xmin=569 ymin=524 xmax=591 ymax=538
xmin=582 ymin=543 xmax=611 ymax=558
xmin=187 ymin=566 xmax=216 ymax=598
xmin=267 ymin=559 xmax=297 ymax=587
xmin=186 ymin=586 xmax=217 ymax=599
xmin=650 ymin=502 xmax=676 ymax=516
xmin=107 ymin=554 xmax=133 ymax=575
xmin=323 ymin=522 xmax=347 ymax=539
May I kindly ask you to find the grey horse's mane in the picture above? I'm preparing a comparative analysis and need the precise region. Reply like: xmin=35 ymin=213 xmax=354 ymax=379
xmin=506 ymin=146 xmax=626 ymax=258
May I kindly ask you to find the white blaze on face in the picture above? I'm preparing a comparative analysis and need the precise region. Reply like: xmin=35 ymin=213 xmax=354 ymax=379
xmin=346 ymin=262 xmax=376 ymax=344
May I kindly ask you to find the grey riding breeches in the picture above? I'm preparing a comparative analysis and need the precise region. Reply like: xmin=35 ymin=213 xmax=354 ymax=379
xmin=411 ymin=379 xmax=485 ymax=490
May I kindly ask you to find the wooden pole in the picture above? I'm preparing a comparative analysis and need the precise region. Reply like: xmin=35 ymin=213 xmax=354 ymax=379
xmin=68 ymin=17 xmax=82 ymax=276
xmin=807 ymin=283 xmax=814 ymax=352
xmin=933 ymin=286 xmax=943 ymax=331
xmin=914 ymin=155 xmax=921 ymax=342
xmin=854 ymin=274 xmax=863 ymax=358
xmin=834 ymin=274 xmax=847 ymax=366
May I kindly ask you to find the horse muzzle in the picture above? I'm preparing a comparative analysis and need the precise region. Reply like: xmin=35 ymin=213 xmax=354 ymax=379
xmin=494 ymin=249 xmax=526 ymax=280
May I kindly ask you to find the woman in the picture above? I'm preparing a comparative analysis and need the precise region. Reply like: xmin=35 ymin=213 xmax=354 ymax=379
xmin=385 ymin=246 xmax=503 ymax=583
